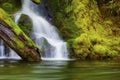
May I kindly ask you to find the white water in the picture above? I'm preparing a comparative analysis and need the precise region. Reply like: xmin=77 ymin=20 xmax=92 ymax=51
xmin=0 ymin=40 xmax=21 ymax=59
xmin=0 ymin=40 xmax=5 ymax=58
xmin=15 ymin=0 xmax=69 ymax=60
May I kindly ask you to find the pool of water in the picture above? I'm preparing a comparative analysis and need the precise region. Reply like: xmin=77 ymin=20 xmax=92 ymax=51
xmin=0 ymin=59 xmax=120 ymax=80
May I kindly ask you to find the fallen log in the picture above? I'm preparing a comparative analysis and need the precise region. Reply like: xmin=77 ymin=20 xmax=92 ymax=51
xmin=0 ymin=8 xmax=41 ymax=61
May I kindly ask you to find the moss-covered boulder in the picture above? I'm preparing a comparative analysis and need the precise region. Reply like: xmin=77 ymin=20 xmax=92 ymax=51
xmin=18 ymin=14 xmax=32 ymax=37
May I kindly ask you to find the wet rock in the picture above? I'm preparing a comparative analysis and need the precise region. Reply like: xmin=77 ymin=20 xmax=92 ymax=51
xmin=18 ymin=14 xmax=32 ymax=37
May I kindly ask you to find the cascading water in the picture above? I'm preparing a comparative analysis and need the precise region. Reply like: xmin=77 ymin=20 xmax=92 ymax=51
xmin=15 ymin=0 xmax=69 ymax=60
xmin=0 ymin=40 xmax=4 ymax=58
xmin=0 ymin=40 xmax=20 ymax=59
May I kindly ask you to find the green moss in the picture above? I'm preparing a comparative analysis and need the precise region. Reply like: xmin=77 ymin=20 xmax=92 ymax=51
xmin=0 ymin=0 xmax=21 ymax=14
xmin=0 ymin=8 xmax=15 ymax=28
xmin=93 ymin=45 xmax=108 ymax=56
xmin=93 ymin=44 xmax=118 ymax=59
xmin=18 ymin=14 xmax=32 ymax=37
xmin=44 ymin=0 xmax=120 ymax=59
xmin=32 ymin=0 xmax=41 ymax=4
xmin=1 ymin=3 xmax=13 ymax=12
xmin=72 ymin=33 xmax=91 ymax=59
xmin=44 ymin=0 xmax=83 ymax=40
xmin=0 ymin=8 xmax=41 ymax=61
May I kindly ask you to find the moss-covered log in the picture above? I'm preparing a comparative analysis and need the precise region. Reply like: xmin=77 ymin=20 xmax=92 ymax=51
xmin=0 ymin=8 xmax=41 ymax=61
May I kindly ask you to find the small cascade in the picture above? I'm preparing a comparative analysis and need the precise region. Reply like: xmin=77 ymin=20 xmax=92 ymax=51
xmin=0 ymin=40 xmax=5 ymax=58
xmin=9 ymin=49 xmax=21 ymax=59
xmin=15 ymin=0 xmax=69 ymax=60
xmin=0 ymin=40 xmax=20 ymax=59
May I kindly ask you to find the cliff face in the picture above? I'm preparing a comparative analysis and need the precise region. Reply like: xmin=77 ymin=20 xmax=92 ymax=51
xmin=45 ymin=0 xmax=120 ymax=60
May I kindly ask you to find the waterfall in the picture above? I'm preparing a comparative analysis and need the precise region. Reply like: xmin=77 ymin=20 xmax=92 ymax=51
xmin=14 ymin=0 xmax=69 ymax=60
xmin=0 ymin=0 xmax=69 ymax=60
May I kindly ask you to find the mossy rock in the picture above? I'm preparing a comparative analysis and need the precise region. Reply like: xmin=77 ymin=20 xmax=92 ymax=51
xmin=36 ymin=37 xmax=54 ymax=57
xmin=18 ymin=14 xmax=32 ymax=37
xmin=32 ymin=0 xmax=41 ymax=4
xmin=72 ymin=33 xmax=91 ymax=59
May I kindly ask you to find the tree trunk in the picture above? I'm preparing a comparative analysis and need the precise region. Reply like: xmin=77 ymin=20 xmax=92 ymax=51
xmin=0 ymin=8 xmax=41 ymax=61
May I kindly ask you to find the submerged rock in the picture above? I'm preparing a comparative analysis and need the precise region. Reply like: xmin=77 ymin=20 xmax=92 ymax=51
xmin=34 ymin=36 xmax=55 ymax=57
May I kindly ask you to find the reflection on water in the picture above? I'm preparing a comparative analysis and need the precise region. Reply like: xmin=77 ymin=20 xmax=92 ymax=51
xmin=0 ymin=60 xmax=120 ymax=80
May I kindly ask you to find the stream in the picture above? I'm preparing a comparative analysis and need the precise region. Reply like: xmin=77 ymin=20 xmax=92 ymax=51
xmin=0 ymin=60 xmax=120 ymax=80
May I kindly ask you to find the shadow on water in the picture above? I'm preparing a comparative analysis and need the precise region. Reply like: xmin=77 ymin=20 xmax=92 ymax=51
xmin=0 ymin=59 xmax=120 ymax=80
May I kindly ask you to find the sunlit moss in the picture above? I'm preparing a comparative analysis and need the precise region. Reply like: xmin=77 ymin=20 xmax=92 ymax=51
xmin=0 ymin=8 xmax=41 ymax=61
xmin=93 ymin=44 xmax=108 ymax=57
xmin=32 ymin=0 xmax=41 ymax=4
xmin=72 ymin=33 xmax=91 ymax=59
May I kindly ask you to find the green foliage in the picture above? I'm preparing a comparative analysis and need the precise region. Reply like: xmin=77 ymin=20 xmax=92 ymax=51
xmin=45 ymin=0 xmax=120 ymax=59
xmin=0 ymin=0 xmax=21 ymax=14
xmin=1 ymin=3 xmax=13 ymax=12
xmin=45 ymin=0 xmax=83 ymax=40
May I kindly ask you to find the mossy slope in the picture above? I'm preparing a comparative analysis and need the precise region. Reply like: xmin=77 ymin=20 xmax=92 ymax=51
xmin=45 ymin=0 xmax=120 ymax=60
